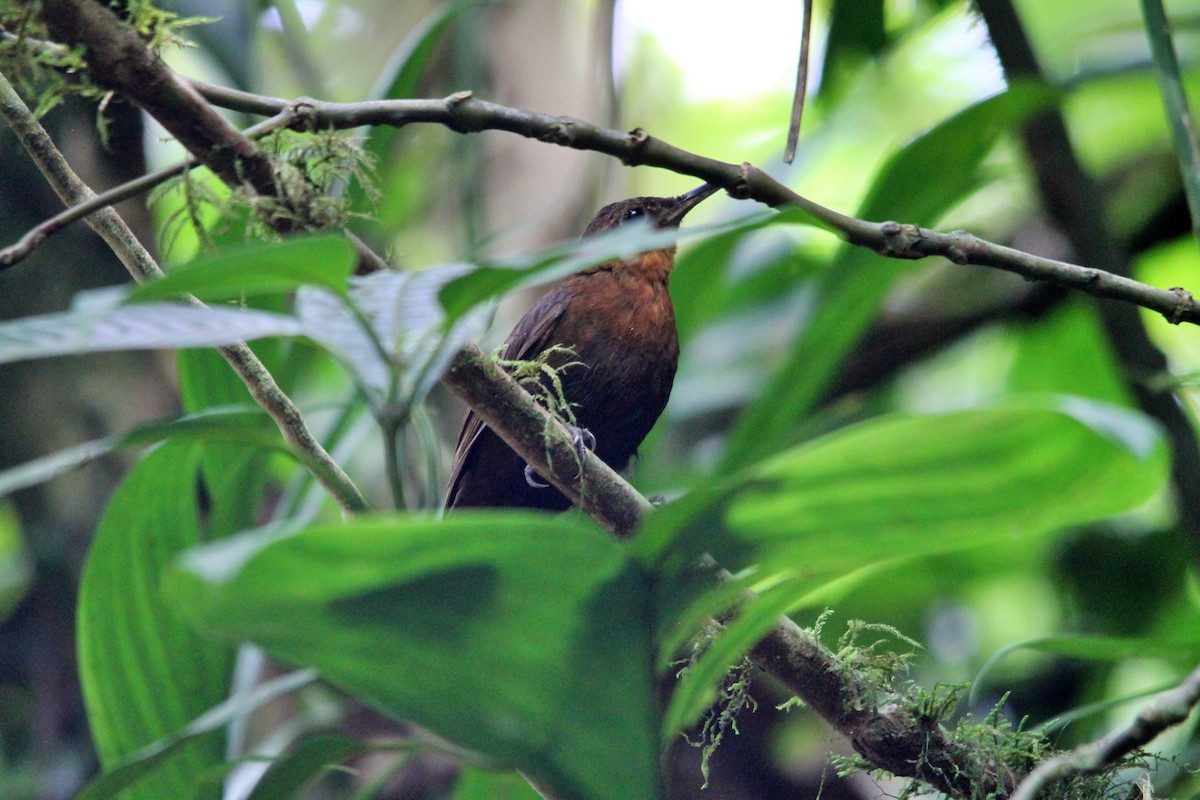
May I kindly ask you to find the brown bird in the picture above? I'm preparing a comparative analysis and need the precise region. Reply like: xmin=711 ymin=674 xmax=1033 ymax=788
xmin=445 ymin=183 xmax=719 ymax=512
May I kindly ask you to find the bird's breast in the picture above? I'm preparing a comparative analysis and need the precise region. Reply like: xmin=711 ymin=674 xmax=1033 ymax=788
xmin=553 ymin=270 xmax=679 ymax=469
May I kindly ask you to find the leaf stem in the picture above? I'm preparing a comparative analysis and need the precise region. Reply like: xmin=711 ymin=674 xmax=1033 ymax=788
xmin=1140 ymin=0 xmax=1200 ymax=255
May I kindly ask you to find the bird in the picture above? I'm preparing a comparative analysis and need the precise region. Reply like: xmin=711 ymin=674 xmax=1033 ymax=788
xmin=444 ymin=182 xmax=719 ymax=512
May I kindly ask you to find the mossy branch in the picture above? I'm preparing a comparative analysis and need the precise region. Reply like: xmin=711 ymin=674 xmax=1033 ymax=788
xmin=1010 ymin=662 xmax=1200 ymax=800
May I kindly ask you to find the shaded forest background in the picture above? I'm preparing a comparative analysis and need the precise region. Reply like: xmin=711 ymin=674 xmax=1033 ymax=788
xmin=1 ymin=1 xmax=1199 ymax=799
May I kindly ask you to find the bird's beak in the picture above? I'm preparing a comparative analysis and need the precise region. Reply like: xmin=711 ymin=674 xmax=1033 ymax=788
xmin=660 ymin=182 xmax=720 ymax=227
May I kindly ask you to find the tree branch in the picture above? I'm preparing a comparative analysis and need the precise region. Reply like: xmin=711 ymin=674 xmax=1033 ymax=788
xmin=1010 ymin=661 xmax=1200 ymax=800
xmin=443 ymin=345 xmax=651 ymax=538
xmin=6 ymin=78 xmax=1200 ymax=328
xmin=35 ymin=0 xmax=280 ymax=198
xmin=0 ymin=108 xmax=298 ymax=270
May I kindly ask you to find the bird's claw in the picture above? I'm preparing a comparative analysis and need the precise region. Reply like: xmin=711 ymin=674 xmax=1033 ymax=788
xmin=524 ymin=463 xmax=549 ymax=488
xmin=522 ymin=427 xmax=594 ymax=489
xmin=571 ymin=426 xmax=596 ymax=461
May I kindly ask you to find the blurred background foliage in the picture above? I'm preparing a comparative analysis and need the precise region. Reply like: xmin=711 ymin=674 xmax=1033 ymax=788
xmin=1 ymin=0 xmax=1200 ymax=798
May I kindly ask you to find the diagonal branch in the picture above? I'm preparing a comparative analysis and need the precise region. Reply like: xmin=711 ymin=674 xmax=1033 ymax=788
xmin=444 ymin=344 xmax=1018 ymax=799
xmin=35 ymin=0 xmax=280 ymax=198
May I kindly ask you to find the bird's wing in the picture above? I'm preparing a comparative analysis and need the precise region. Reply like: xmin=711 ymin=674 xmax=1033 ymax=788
xmin=443 ymin=286 xmax=574 ymax=508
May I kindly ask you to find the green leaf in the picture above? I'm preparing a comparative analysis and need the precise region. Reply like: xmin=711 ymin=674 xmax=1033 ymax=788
xmin=1008 ymin=301 xmax=1131 ymax=404
xmin=0 ymin=292 xmax=302 ymax=366
xmin=447 ymin=768 xmax=545 ymax=800
xmin=128 ymin=236 xmax=356 ymax=303
xmin=642 ymin=405 xmax=1165 ymax=574
xmin=164 ymin=513 xmax=663 ymax=800
xmin=78 ymin=442 xmax=235 ymax=800
xmin=670 ymin=206 xmax=816 ymax=343
xmin=662 ymin=577 xmax=805 ymax=737
xmin=296 ymin=265 xmax=486 ymax=405
xmin=245 ymin=732 xmax=365 ymax=800
xmin=644 ymin=404 xmax=1167 ymax=732
xmin=174 ymin=292 xmax=299 ymax=535
xmin=0 ymin=407 xmax=286 ymax=498
xmin=819 ymin=0 xmax=888 ymax=104
xmin=972 ymin=634 xmax=1200 ymax=702
xmin=720 ymin=82 xmax=1061 ymax=470
xmin=74 ymin=670 xmax=317 ymax=800
xmin=178 ymin=349 xmax=276 ymax=537
xmin=0 ymin=505 xmax=31 ymax=625
xmin=359 ymin=5 xmax=460 ymax=192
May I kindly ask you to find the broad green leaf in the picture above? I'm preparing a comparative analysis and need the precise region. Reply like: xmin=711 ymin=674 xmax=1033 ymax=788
xmin=176 ymin=293 xmax=296 ymax=536
xmin=129 ymin=236 xmax=356 ymax=303
xmin=78 ymin=443 xmax=234 ymax=800
xmin=645 ymin=404 xmax=1166 ymax=733
xmin=0 ymin=294 xmax=302 ymax=365
xmin=296 ymin=265 xmax=486 ymax=405
xmin=641 ymin=405 xmax=1166 ymax=575
xmin=721 ymin=82 xmax=1060 ymax=470
xmin=1008 ymin=301 xmax=1130 ymax=404
xmin=179 ymin=350 xmax=276 ymax=537
xmin=74 ymin=670 xmax=317 ymax=800
xmin=164 ymin=513 xmax=663 ymax=800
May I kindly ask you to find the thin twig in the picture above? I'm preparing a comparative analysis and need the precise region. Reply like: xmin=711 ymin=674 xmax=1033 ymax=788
xmin=4 ymin=17 xmax=1198 ymax=324
xmin=1010 ymin=660 xmax=1200 ymax=800
xmin=0 ymin=68 xmax=368 ymax=515
xmin=783 ymin=0 xmax=814 ymax=164
xmin=0 ymin=109 xmax=299 ymax=270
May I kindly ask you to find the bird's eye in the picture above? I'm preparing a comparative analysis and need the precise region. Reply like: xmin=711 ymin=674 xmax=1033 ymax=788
xmin=621 ymin=206 xmax=645 ymax=222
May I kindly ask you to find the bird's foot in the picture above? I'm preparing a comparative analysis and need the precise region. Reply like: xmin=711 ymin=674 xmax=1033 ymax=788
xmin=524 ymin=463 xmax=549 ymax=489
xmin=523 ymin=427 xmax=594 ymax=488
xmin=570 ymin=426 xmax=596 ymax=461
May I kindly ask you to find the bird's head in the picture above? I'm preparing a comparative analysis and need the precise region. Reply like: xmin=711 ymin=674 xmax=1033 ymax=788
xmin=582 ymin=182 xmax=719 ymax=237
xmin=578 ymin=183 xmax=719 ymax=282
